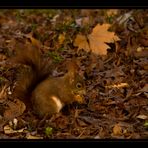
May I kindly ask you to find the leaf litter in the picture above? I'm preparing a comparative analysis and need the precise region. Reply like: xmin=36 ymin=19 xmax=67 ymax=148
xmin=0 ymin=9 xmax=148 ymax=139
xmin=74 ymin=23 xmax=120 ymax=55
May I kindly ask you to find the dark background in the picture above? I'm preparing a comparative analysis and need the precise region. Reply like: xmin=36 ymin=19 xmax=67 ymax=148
xmin=0 ymin=0 xmax=147 ymax=7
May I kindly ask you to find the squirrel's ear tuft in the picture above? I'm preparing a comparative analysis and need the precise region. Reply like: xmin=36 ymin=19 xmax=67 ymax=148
xmin=66 ymin=60 xmax=79 ymax=78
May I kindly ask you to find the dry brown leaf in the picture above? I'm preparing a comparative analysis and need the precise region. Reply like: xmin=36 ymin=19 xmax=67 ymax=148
xmin=74 ymin=34 xmax=90 ymax=52
xmin=3 ymin=99 xmax=26 ymax=120
xmin=140 ymin=84 xmax=148 ymax=92
xmin=113 ymin=123 xmax=122 ymax=136
xmin=26 ymin=134 xmax=43 ymax=139
xmin=0 ymin=85 xmax=7 ymax=103
xmin=136 ymin=114 xmax=148 ymax=120
xmin=58 ymin=34 xmax=65 ymax=45
xmin=106 ymin=9 xmax=119 ymax=17
xmin=75 ymin=17 xmax=90 ymax=27
xmin=139 ymin=26 xmax=148 ymax=47
xmin=105 ymin=83 xmax=129 ymax=89
xmin=88 ymin=24 xmax=120 ymax=55
xmin=0 ymin=54 xmax=7 ymax=61
xmin=4 ymin=125 xmax=26 ymax=134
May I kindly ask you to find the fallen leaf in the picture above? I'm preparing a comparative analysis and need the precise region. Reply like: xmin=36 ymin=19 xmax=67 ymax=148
xmin=88 ymin=24 xmax=120 ymax=55
xmin=58 ymin=34 xmax=65 ymax=45
xmin=105 ymin=83 xmax=129 ymax=89
xmin=116 ymin=10 xmax=133 ymax=25
xmin=137 ymin=114 xmax=148 ymax=120
xmin=140 ymin=84 xmax=148 ymax=92
xmin=139 ymin=26 xmax=148 ymax=47
xmin=0 ymin=54 xmax=7 ymax=61
xmin=136 ymin=47 xmax=143 ymax=52
xmin=75 ymin=17 xmax=90 ymax=27
xmin=106 ymin=9 xmax=119 ymax=17
xmin=0 ymin=85 xmax=7 ymax=103
xmin=26 ymin=134 xmax=43 ymax=139
xmin=45 ymin=127 xmax=53 ymax=137
xmin=4 ymin=125 xmax=16 ymax=134
xmin=51 ymin=14 xmax=60 ymax=23
xmin=74 ymin=24 xmax=120 ymax=55
xmin=74 ymin=34 xmax=90 ymax=52
xmin=9 ymin=118 xmax=18 ymax=129
xmin=75 ymin=18 xmax=82 ymax=26
xmin=7 ymin=86 xmax=12 ymax=95
xmin=144 ymin=121 xmax=148 ymax=127
xmin=4 ymin=124 xmax=26 ymax=134
xmin=113 ymin=123 xmax=122 ymax=136
xmin=3 ymin=99 xmax=26 ymax=120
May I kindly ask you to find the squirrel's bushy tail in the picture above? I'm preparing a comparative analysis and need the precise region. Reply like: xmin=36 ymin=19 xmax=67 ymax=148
xmin=12 ymin=42 xmax=51 ymax=100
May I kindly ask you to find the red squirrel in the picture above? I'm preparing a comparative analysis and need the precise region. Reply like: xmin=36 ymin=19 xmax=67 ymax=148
xmin=12 ymin=41 xmax=86 ymax=118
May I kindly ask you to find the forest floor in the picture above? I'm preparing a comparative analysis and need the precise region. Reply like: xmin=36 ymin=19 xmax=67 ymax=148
xmin=0 ymin=9 xmax=148 ymax=139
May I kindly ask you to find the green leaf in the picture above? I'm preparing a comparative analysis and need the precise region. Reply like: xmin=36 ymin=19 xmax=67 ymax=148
xmin=45 ymin=127 xmax=53 ymax=137
xmin=144 ymin=121 xmax=148 ymax=127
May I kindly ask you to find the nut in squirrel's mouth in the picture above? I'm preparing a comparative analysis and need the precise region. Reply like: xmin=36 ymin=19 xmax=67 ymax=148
xmin=74 ymin=94 xmax=84 ymax=103
xmin=74 ymin=90 xmax=86 ymax=104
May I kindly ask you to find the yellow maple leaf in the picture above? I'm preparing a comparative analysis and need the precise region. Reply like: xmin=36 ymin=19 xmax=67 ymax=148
xmin=88 ymin=24 xmax=120 ymax=55
xmin=74 ymin=34 xmax=90 ymax=52
xmin=74 ymin=24 xmax=120 ymax=55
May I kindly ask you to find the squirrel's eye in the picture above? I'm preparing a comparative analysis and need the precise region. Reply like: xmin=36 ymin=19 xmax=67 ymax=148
xmin=76 ymin=82 xmax=82 ymax=89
